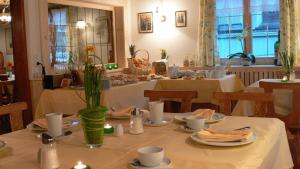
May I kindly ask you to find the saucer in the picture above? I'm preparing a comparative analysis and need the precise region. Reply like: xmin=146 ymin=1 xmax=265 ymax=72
xmin=143 ymin=117 xmax=172 ymax=127
xmin=180 ymin=124 xmax=209 ymax=133
xmin=129 ymin=157 xmax=171 ymax=169
xmin=27 ymin=119 xmax=80 ymax=132
xmin=37 ymin=130 xmax=72 ymax=140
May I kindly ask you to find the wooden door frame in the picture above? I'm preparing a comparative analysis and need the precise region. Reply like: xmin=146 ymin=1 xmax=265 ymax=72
xmin=10 ymin=0 xmax=33 ymax=125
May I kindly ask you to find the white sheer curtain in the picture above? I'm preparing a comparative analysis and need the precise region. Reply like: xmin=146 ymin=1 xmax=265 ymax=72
xmin=197 ymin=0 xmax=216 ymax=66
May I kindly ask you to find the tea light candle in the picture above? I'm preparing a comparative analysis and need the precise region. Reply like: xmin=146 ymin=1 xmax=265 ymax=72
xmin=72 ymin=161 xmax=91 ymax=169
xmin=113 ymin=64 xmax=119 ymax=69
xmin=108 ymin=64 xmax=113 ymax=70
xmin=281 ymin=75 xmax=288 ymax=82
xmin=104 ymin=124 xmax=114 ymax=134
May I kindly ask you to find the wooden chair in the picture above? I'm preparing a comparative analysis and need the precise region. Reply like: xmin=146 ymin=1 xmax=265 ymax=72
xmin=144 ymin=90 xmax=197 ymax=112
xmin=259 ymin=81 xmax=300 ymax=128
xmin=0 ymin=102 xmax=27 ymax=132
xmin=259 ymin=81 xmax=300 ymax=169
xmin=213 ymin=91 xmax=274 ymax=116
xmin=0 ymin=80 xmax=15 ymax=105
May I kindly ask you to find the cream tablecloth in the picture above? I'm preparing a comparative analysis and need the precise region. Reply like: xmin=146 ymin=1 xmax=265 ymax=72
xmin=0 ymin=115 xmax=293 ymax=169
xmin=35 ymin=81 xmax=157 ymax=119
xmin=155 ymin=74 xmax=245 ymax=104
xmin=232 ymin=79 xmax=300 ymax=116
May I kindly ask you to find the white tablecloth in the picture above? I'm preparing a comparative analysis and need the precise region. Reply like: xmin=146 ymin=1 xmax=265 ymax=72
xmin=35 ymin=81 xmax=157 ymax=119
xmin=0 ymin=115 xmax=293 ymax=169
xmin=155 ymin=75 xmax=245 ymax=104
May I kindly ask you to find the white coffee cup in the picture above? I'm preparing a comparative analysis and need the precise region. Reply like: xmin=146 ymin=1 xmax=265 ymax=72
xmin=46 ymin=113 xmax=63 ymax=137
xmin=186 ymin=116 xmax=205 ymax=130
xmin=137 ymin=146 xmax=164 ymax=167
xmin=149 ymin=101 xmax=164 ymax=124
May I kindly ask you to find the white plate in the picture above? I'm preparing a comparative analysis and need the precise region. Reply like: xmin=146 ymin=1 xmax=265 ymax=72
xmin=180 ymin=124 xmax=209 ymax=133
xmin=129 ymin=157 xmax=171 ymax=169
xmin=174 ymin=113 xmax=225 ymax=124
xmin=143 ymin=117 xmax=172 ymax=127
xmin=190 ymin=133 xmax=257 ymax=147
xmin=26 ymin=119 xmax=80 ymax=132
xmin=0 ymin=140 xmax=6 ymax=151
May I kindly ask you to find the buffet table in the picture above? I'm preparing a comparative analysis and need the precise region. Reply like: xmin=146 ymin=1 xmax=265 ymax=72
xmin=0 ymin=115 xmax=293 ymax=169
xmin=155 ymin=74 xmax=245 ymax=104
xmin=35 ymin=81 xmax=157 ymax=119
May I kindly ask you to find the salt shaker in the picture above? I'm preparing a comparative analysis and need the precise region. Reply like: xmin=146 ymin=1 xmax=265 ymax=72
xmin=129 ymin=108 xmax=144 ymax=134
xmin=114 ymin=124 xmax=124 ymax=137
xmin=38 ymin=133 xmax=60 ymax=169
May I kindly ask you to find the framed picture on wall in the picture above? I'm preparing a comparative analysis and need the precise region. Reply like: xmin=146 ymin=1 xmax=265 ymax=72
xmin=175 ymin=11 xmax=187 ymax=27
xmin=138 ymin=12 xmax=153 ymax=33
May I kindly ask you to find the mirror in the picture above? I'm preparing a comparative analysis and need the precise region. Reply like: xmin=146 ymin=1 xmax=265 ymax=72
xmin=0 ymin=4 xmax=13 ymax=74
xmin=48 ymin=3 xmax=115 ymax=66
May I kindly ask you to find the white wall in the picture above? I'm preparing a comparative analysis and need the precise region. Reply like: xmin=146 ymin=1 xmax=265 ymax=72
xmin=128 ymin=0 xmax=200 ymax=66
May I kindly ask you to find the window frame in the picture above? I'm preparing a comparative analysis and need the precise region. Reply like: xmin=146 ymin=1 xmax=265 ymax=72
xmin=217 ymin=0 xmax=279 ymax=64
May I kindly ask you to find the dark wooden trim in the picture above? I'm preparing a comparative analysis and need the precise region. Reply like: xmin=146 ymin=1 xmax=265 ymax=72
xmin=243 ymin=0 xmax=252 ymax=54
xmin=114 ymin=7 xmax=126 ymax=68
xmin=10 ymin=0 xmax=33 ymax=125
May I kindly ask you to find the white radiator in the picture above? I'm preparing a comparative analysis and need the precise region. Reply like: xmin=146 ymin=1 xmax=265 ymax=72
xmin=228 ymin=66 xmax=284 ymax=86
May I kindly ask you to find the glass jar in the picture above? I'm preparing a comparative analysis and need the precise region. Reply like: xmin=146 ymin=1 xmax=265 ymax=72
xmin=129 ymin=108 xmax=144 ymax=134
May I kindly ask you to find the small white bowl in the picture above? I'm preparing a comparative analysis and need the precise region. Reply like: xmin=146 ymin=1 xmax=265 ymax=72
xmin=137 ymin=146 xmax=164 ymax=167
xmin=186 ymin=116 xmax=205 ymax=130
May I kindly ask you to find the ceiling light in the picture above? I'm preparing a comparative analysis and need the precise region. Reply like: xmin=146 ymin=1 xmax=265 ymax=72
xmin=76 ymin=20 xmax=86 ymax=29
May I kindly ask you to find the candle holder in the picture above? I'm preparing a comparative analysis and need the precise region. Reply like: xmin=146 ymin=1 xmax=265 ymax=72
xmin=71 ymin=166 xmax=91 ymax=169
xmin=281 ymin=75 xmax=289 ymax=83
xmin=104 ymin=124 xmax=114 ymax=134
xmin=72 ymin=161 xmax=92 ymax=169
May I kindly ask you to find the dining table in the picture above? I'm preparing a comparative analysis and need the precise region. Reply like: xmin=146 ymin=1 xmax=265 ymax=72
xmin=0 ymin=113 xmax=293 ymax=169
xmin=154 ymin=74 xmax=245 ymax=105
xmin=35 ymin=81 xmax=157 ymax=119
xmin=35 ymin=75 xmax=244 ymax=120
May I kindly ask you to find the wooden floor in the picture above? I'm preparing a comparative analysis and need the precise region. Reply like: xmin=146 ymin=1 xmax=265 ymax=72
xmin=290 ymin=134 xmax=300 ymax=169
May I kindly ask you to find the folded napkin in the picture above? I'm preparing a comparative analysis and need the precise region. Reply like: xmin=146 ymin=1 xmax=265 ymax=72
xmin=196 ymin=128 xmax=253 ymax=142
xmin=190 ymin=109 xmax=215 ymax=120
xmin=108 ymin=107 xmax=134 ymax=118
xmin=32 ymin=115 xmax=77 ymax=129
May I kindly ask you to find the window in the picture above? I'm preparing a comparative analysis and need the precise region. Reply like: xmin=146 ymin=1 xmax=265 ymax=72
xmin=216 ymin=0 xmax=280 ymax=58
xmin=48 ymin=4 xmax=114 ymax=65
xmin=49 ymin=8 xmax=70 ymax=63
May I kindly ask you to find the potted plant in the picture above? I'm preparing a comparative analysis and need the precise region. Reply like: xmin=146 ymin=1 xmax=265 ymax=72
xmin=129 ymin=44 xmax=136 ymax=58
xmin=280 ymin=51 xmax=295 ymax=81
xmin=152 ymin=49 xmax=169 ymax=75
xmin=228 ymin=27 xmax=256 ymax=66
xmin=78 ymin=46 xmax=107 ymax=148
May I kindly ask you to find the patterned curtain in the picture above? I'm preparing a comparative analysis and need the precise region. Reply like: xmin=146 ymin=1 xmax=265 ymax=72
xmin=280 ymin=0 xmax=299 ymax=64
xmin=197 ymin=0 xmax=216 ymax=66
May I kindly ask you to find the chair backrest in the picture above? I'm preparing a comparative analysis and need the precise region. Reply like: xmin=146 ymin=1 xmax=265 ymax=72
xmin=259 ymin=81 xmax=300 ymax=127
xmin=214 ymin=91 xmax=274 ymax=116
xmin=144 ymin=90 xmax=198 ymax=112
xmin=0 ymin=102 xmax=27 ymax=132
